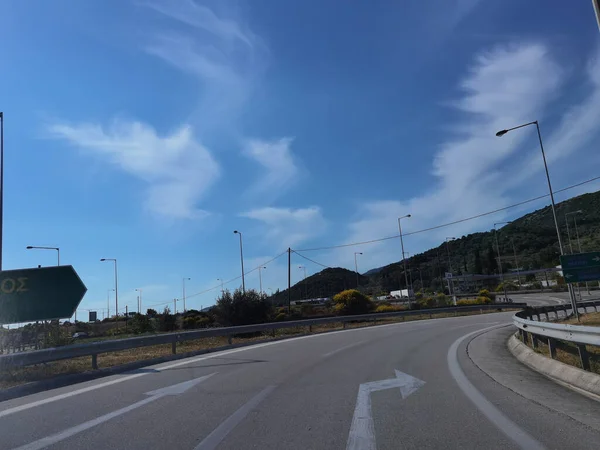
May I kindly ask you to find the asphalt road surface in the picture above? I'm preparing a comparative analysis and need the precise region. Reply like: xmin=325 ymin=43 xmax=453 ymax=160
xmin=1 ymin=293 xmax=600 ymax=450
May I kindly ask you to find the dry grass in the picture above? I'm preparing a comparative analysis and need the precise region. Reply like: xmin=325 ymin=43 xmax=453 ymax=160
xmin=0 ymin=308 xmax=511 ymax=389
xmin=525 ymin=336 xmax=600 ymax=375
xmin=562 ymin=311 xmax=600 ymax=327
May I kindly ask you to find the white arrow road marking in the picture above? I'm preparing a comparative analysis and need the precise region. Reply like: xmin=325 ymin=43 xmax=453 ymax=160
xmin=194 ymin=385 xmax=276 ymax=450
xmin=448 ymin=325 xmax=545 ymax=450
xmin=592 ymin=256 xmax=600 ymax=262
xmin=346 ymin=370 xmax=425 ymax=450
xmin=11 ymin=373 xmax=216 ymax=450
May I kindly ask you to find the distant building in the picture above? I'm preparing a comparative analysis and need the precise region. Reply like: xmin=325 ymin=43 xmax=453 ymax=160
xmin=390 ymin=289 xmax=411 ymax=299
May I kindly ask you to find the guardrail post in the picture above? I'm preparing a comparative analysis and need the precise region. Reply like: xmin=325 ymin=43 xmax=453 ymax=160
xmin=272 ymin=328 xmax=276 ymax=337
xmin=594 ymin=302 xmax=598 ymax=313
xmin=171 ymin=341 xmax=177 ymax=354
xmin=429 ymin=312 xmax=433 ymax=319
xmin=343 ymin=322 xmax=346 ymax=329
xmin=228 ymin=335 xmax=232 ymax=345
xmin=548 ymin=338 xmax=557 ymax=359
xmin=309 ymin=324 xmax=312 ymax=332
xmin=91 ymin=354 xmax=98 ymax=370
xmin=577 ymin=344 xmax=591 ymax=371
xmin=530 ymin=333 xmax=538 ymax=350
xmin=535 ymin=312 xmax=541 ymax=321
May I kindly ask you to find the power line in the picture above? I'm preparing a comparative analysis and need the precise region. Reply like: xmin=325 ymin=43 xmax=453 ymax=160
xmin=295 ymin=175 xmax=600 ymax=252
xmin=292 ymin=250 xmax=331 ymax=269
xmin=183 ymin=250 xmax=289 ymax=300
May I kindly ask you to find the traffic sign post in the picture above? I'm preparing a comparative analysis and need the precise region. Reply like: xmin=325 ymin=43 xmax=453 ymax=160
xmin=0 ymin=265 xmax=87 ymax=324
xmin=560 ymin=252 xmax=600 ymax=284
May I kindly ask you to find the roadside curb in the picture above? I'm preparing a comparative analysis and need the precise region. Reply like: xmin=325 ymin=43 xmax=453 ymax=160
xmin=508 ymin=334 xmax=600 ymax=399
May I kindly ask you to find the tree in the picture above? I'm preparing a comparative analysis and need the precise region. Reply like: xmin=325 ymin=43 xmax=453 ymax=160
xmin=332 ymin=289 xmax=373 ymax=315
xmin=157 ymin=307 xmax=177 ymax=332
xmin=146 ymin=308 xmax=158 ymax=318
xmin=212 ymin=289 xmax=273 ymax=326
xmin=473 ymin=248 xmax=483 ymax=274
xmin=485 ymin=245 xmax=497 ymax=275
xmin=129 ymin=313 xmax=154 ymax=334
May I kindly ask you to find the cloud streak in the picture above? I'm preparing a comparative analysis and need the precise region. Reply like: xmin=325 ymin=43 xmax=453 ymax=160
xmin=48 ymin=119 xmax=219 ymax=220
xmin=243 ymin=137 xmax=300 ymax=199
xmin=241 ymin=206 xmax=326 ymax=248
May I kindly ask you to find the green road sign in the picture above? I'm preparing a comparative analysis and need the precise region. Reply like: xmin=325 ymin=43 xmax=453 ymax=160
xmin=563 ymin=267 xmax=600 ymax=283
xmin=560 ymin=252 xmax=600 ymax=270
xmin=0 ymin=266 xmax=87 ymax=324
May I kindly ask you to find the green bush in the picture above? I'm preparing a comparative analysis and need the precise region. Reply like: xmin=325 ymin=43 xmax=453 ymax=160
xmin=456 ymin=297 xmax=492 ymax=306
xmin=157 ymin=307 xmax=178 ymax=332
xmin=274 ymin=312 xmax=287 ymax=321
xmin=375 ymin=305 xmax=405 ymax=313
xmin=212 ymin=289 xmax=273 ymax=326
xmin=129 ymin=313 xmax=154 ymax=334
xmin=332 ymin=289 xmax=374 ymax=315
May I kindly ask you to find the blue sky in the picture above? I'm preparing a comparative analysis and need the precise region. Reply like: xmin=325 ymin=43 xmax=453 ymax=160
xmin=1 ymin=0 xmax=599 ymax=318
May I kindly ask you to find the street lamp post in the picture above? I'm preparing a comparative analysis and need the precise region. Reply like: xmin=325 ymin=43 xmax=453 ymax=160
xmin=397 ymin=215 xmax=411 ymax=306
xmin=511 ymin=238 xmax=522 ymax=288
xmin=494 ymin=222 xmax=511 ymax=301
xmin=107 ymin=288 xmax=114 ymax=318
xmin=101 ymin=258 xmax=119 ymax=319
xmin=445 ymin=237 xmax=456 ymax=305
xmin=418 ymin=267 xmax=424 ymax=292
xmin=26 ymin=246 xmax=60 ymax=266
xmin=496 ymin=121 xmax=577 ymax=318
xmin=354 ymin=252 xmax=363 ymax=288
xmin=233 ymin=230 xmax=245 ymax=293
xmin=258 ymin=266 xmax=266 ymax=295
xmin=298 ymin=265 xmax=307 ymax=299
xmin=135 ymin=288 xmax=142 ymax=314
xmin=182 ymin=277 xmax=190 ymax=312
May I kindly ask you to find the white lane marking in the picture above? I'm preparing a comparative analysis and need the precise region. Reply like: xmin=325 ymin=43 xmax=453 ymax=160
xmin=346 ymin=370 xmax=425 ymax=450
xmin=12 ymin=373 xmax=216 ymax=450
xmin=323 ymin=341 xmax=365 ymax=358
xmin=194 ymin=385 xmax=276 ymax=450
xmin=0 ymin=373 xmax=147 ymax=419
xmin=447 ymin=326 xmax=546 ymax=450
xmin=0 ymin=310 xmax=509 ymax=418
xmin=451 ymin=321 xmax=501 ymax=330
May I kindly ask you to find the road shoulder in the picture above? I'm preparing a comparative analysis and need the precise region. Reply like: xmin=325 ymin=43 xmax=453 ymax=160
xmin=466 ymin=325 xmax=600 ymax=432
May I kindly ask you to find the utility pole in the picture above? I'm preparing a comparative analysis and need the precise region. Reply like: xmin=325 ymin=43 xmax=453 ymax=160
xmin=287 ymin=248 xmax=291 ymax=313
xmin=397 ymin=215 xmax=411 ymax=307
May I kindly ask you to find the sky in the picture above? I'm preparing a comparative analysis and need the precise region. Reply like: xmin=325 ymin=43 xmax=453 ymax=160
xmin=0 ymin=0 xmax=599 ymax=318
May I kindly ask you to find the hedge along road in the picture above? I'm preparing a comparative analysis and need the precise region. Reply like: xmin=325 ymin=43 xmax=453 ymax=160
xmin=1 ymin=294 xmax=600 ymax=450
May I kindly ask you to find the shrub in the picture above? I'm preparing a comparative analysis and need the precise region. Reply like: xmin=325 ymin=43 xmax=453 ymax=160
xmin=275 ymin=312 xmax=287 ymax=321
xmin=332 ymin=289 xmax=374 ymax=315
xmin=531 ymin=281 xmax=543 ymax=289
xmin=418 ymin=296 xmax=435 ymax=308
xmin=478 ymin=289 xmax=496 ymax=302
xmin=456 ymin=297 xmax=492 ymax=306
xmin=375 ymin=305 xmax=405 ymax=313
xmin=157 ymin=307 xmax=177 ymax=332
xmin=129 ymin=313 xmax=154 ymax=334
xmin=182 ymin=315 xmax=212 ymax=330
xmin=212 ymin=289 xmax=273 ymax=326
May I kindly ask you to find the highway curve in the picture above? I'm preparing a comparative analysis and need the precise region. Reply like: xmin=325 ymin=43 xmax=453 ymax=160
xmin=1 ymin=293 xmax=599 ymax=450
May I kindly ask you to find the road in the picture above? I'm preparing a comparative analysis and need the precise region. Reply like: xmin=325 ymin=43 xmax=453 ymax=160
xmin=1 ymin=293 xmax=600 ymax=449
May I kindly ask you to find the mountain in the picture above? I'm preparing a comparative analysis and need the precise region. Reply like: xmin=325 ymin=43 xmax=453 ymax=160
xmin=269 ymin=190 xmax=600 ymax=302
xmin=269 ymin=268 xmax=369 ymax=306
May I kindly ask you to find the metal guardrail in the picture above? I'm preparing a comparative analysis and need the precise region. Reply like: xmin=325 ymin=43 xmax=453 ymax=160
xmin=0 ymin=303 xmax=523 ymax=371
xmin=513 ymin=298 xmax=600 ymax=371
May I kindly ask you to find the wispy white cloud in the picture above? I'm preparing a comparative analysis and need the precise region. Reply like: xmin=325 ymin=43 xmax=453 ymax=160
xmin=243 ymin=137 xmax=300 ymax=199
xmin=141 ymin=1 xmax=267 ymax=128
xmin=241 ymin=206 xmax=326 ymax=248
xmin=47 ymin=119 xmax=219 ymax=220
xmin=142 ymin=0 xmax=255 ymax=47
xmin=327 ymin=43 xmax=568 ymax=270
